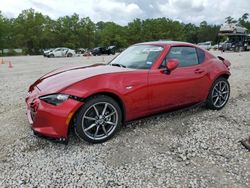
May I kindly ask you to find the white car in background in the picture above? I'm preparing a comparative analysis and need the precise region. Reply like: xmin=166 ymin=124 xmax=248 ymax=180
xmin=220 ymin=23 xmax=247 ymax=34
xmin=43 ymin=48 xmax=54 ymax=57
xmin=47 ymin=48 xmax=76 ymax=58
xmin=197 ymin=41 xmax=212 ymax=50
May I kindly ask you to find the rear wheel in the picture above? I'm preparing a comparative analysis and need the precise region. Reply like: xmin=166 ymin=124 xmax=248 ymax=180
xmin=49 ymin=54 xmax=54 ymax=58
xmin=206 ymin=77 xmax=230 ymax=110
xmin=67 ymin=53 xmax=73 ymax=57
xmin=74 ymin=95 xmax=122 ymax=143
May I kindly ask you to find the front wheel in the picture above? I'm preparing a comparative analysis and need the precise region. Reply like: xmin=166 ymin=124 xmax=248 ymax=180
xmin=74 ymin=95 xmax=122 ymax=143
xmin=206 ymin=77 xmax=230 ymax=110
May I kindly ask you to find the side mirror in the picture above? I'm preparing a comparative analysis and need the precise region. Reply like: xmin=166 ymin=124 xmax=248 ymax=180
xmin=164 ymin=59 xmax=179 ymax=74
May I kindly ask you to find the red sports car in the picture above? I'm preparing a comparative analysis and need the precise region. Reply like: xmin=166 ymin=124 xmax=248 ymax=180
xmin=26 ymin=41 xmax=231 ymax=143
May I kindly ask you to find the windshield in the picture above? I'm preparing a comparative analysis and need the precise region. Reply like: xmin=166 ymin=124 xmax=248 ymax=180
xmin=110 ymin=45 xmax=163 ymax=69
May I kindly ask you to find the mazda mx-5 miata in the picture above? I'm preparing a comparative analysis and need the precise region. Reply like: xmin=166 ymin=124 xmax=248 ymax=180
xmin=26 ymin=41 xmax=231 ymax=143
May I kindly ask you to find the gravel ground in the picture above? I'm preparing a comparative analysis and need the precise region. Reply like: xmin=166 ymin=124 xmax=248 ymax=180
xmin=0 ymin=52 xmax=249 ymax=187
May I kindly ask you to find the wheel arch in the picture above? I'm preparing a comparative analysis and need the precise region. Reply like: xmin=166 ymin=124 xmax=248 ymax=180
xmin=219 ymin=73 xmax=230 ymax=80
xmin=67 ymin=91 xmax=126 ymax=139
xmin=212 ymin=72 xmax=230 ymax=87
xmin=205 ymin=72 xmax=230 ymax=100
xmin=206 ymin=75 xmax=230 ymax=110
xmin=86 ymin=92 xmax=126 ymax=123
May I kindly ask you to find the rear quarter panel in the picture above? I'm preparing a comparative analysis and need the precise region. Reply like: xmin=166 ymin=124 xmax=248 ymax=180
xmin=204 ymin=57 xmax=231 ymax=96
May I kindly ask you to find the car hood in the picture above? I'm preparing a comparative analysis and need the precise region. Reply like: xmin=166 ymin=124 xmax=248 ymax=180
xmin=29 ymin=64 xmax=132 ymax=95
xmin=44 ymin=50 xmax=52 ymax=53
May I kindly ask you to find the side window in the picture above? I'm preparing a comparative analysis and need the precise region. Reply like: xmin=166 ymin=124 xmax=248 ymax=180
xmin=161 ymin=47 xmax=199 ymax=68
xmin=196 ymin=48 xmax=205 ymax=64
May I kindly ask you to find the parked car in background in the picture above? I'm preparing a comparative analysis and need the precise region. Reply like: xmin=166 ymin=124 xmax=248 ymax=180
xmin=83 ymin=50 xmax=92 ymax=56
xmin=197 ymin=41 xmax=212 ymax=50
xmin=76 ymin=48 xmax=86 ymax=54
xmin=91 ymin=47 xmax=103 ymax=56
xmin=46 ymin=48 xmax=76 ymax=58
xmin=212 ymin=44 xmax=218 ymax=50
xmin=106 ymin=45 xmax=116 ymax=55
xmin=212 ymin=43 xmax=224 ymax=50
xmin=91 ymin=46 xmax=116 ymax=56
xmin=43 ymin=48 xmax=54 ymax=57
xmin=220 ymin=23 xmax=247 ymax=34
xmin=26 ymin=41 xmax=231 ymax=144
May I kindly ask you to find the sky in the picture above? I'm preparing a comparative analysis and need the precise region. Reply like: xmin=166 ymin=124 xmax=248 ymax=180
xmin=0 ymin=0 xmax=249 ymax=25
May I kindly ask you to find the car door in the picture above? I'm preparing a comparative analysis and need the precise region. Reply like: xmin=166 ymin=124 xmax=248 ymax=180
xmin=54 ymin=48 xmax=61 ymax=57
xmin=148 ymin=46 xmax=210 ymax=112
xmin=63 ymin=48 xmax=69 ymax=56
xmin=121 ymin=70 xmax=149 ymax=121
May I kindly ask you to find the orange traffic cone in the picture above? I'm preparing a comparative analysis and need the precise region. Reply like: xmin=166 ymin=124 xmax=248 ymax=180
xmin=8 ymin=61 xmax=13 ymax=68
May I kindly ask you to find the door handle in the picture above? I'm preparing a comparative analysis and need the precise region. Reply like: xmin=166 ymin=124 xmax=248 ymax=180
xmin=194 ymin=69 xmax=204 ymax=74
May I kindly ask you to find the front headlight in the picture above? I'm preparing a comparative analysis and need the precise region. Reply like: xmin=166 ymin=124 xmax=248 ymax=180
xmin=39 ymin=94 xmax=69 ymax=106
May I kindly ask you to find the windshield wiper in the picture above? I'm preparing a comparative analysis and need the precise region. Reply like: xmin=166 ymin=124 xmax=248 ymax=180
xmin=110 ymin=63 xmax=126 ymax=68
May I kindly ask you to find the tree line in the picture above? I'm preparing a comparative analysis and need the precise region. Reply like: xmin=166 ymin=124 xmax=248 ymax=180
xmin=0 ymin=9 xmax=249 ymax=55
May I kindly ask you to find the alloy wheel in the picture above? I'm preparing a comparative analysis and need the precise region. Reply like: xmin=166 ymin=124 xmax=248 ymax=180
xmin=211 ymin=80 xmax=229 ymax=108
xmin=81 ymin=102 xmax=118 ymax=141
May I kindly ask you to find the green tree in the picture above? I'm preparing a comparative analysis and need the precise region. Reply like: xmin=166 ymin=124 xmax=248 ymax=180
xmin=238 ymin=13 xmax=249 ymax=23
xmin=14 ymin=9 xmax=47 ymax=54
xmin=80 ymin=17 xmax=96 ymax=48
xmin=197 ymin=21 xmax=219 ymax=44
xmin=183 ymin=23 xmax=198 ymax=43
xmin=0 ymin=12 xmax=15 ymax=53
xmin=225 ymin=16 xmax=237 ymax=24
xmin=127 ymin=18 xmax=142 ymax=44
xmin=238 ymin=13 xmax=250 ymax=33
xmin=0 ymin=12 xmax=5 ymax=53
xmin=97 ymin=22 xmax=127 ymax=48
xmin=54 ymin=13 xmax=81 ymax=49
xmin=1 ymin=9 xmax=247 ymax=55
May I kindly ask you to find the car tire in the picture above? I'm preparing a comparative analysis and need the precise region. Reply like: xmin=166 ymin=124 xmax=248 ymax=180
xmin=206 ymin=77 xmax=230 ymax=110
xmin=49 ymin=54 xmax=54 ymax=58
xmin=67 ymin=53 xmax=73 ymax=57
xmin=74 ymin=95 xmax=122 ymax=143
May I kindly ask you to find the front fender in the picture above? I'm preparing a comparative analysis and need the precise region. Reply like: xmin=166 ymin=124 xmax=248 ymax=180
xmin=61 ymin=71 xmax=149 ymax=121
